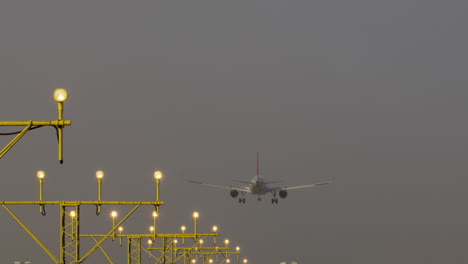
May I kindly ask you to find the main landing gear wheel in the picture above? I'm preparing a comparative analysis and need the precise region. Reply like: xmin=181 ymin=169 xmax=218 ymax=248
xmin=271 ymin=198 xmax=278 ymax=204
xmin=238 ymin=198 xmax=246 ymax=204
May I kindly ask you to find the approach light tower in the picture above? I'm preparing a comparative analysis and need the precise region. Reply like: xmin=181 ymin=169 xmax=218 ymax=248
xmin=0 ymin=170 xmax=165 ymax=264
xmin=0 ymin=88 xmax=71 ymax=163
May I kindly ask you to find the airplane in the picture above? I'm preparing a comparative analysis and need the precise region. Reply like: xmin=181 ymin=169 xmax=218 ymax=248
xmin=186 ymin=153 xmax=331 ymax=204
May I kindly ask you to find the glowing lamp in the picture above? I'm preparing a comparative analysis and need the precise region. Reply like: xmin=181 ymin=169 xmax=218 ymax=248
xmin=54 ymin=88 xmax=68 ymax=102
xmin=154 ymin=171 xmax=163 ymax=180
xmin=96 ymin=170 xmax=104 ymax=179
xmin=37 ymin=170 xmax=45 ymax=179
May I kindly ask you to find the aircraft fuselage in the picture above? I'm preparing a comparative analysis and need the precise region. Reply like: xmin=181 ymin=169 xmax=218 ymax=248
xmin=248 ymin=176 xmax=272 ymax=195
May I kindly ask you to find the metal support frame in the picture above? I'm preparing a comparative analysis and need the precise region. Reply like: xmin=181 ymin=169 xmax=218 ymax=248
xmin=82 ymin=231 xmax=241 ymax=264
xmin=0 ymin=119 xmax=71 ymax=162
xmin=0 ymin=201 xmax=163 ymax=264
xmin=61 ymin=204 xmax=80 ymax=263
xmin=128 ymin=236 xmax=142 ymax=264
xmin=0 ymin=90 xmax=246 ymax=264
xmin=0 ymin=88 xmax=71 ymax=163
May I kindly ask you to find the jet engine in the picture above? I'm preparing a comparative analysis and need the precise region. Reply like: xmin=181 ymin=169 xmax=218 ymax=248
xmin=230 ymin=189 xmax=239 ymax=198
xmin=279 ymin=190 xmax=288 ymax=199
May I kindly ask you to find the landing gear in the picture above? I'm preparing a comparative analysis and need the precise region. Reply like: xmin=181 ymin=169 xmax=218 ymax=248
xmin=238 ymin=192 xmax=246 ymax=204
xmin=271 ymin=192 xmax=278 ymax=204
xmin=257 ymin=196 xmax=261 ymax=202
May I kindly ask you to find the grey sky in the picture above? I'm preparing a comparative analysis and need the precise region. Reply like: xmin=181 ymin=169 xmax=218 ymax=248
xmin=1 ymin=1 xmax=468 ymax=263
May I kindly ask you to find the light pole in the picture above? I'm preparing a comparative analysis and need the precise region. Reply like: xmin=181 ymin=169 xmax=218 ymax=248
xmin=193 ymin=212 xmax=199 ymax=240
xmin=111 ymin=211 xmax=118 ymax=241
xmin=37 ymin=170 xmax=45 ymax=215
xmin=154 ymin=171 xmax=163 ymax=204
xmin=53 ymin=88 xmax=67 ymax=163
xmin=180 ymin=226 xmax=186 ymax=245
xmin=212 ymin=226 xmax=218 ymax=245
xmin=173 ymin=239 xmax=178 ymax=262
xmin=96 ymin=170 xmax=104 ymax=215
xmin=118 ymin=226 xmax=123 ymax=246
xmin=181 ymin=225 xmax=186 ymax=245
xmin=225 ymin=239 xmax=229 ymax=258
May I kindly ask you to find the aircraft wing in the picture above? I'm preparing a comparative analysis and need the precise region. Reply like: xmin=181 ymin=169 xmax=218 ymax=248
xmin=186 ymin=180 xmax=251 ymax=193
xmin=271 ymin=181 xmax=331 ymax=191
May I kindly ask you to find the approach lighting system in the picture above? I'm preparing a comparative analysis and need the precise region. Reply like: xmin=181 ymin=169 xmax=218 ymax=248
xmin=0 ymin=170 xmax=166 ymax=263
xmin=0 ymin=89 xmax=71 ymax=163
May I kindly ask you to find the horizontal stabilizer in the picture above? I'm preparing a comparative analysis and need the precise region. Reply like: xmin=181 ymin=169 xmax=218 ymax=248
xmin=232 ymin=180 xmax=252 ymax=184
xmin=264 ymin=181 xmax=282 ymax=185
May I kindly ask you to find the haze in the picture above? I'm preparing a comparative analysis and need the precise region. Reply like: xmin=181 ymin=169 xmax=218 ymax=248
xmin=0 ymin=1 xmax=467 ymax=263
